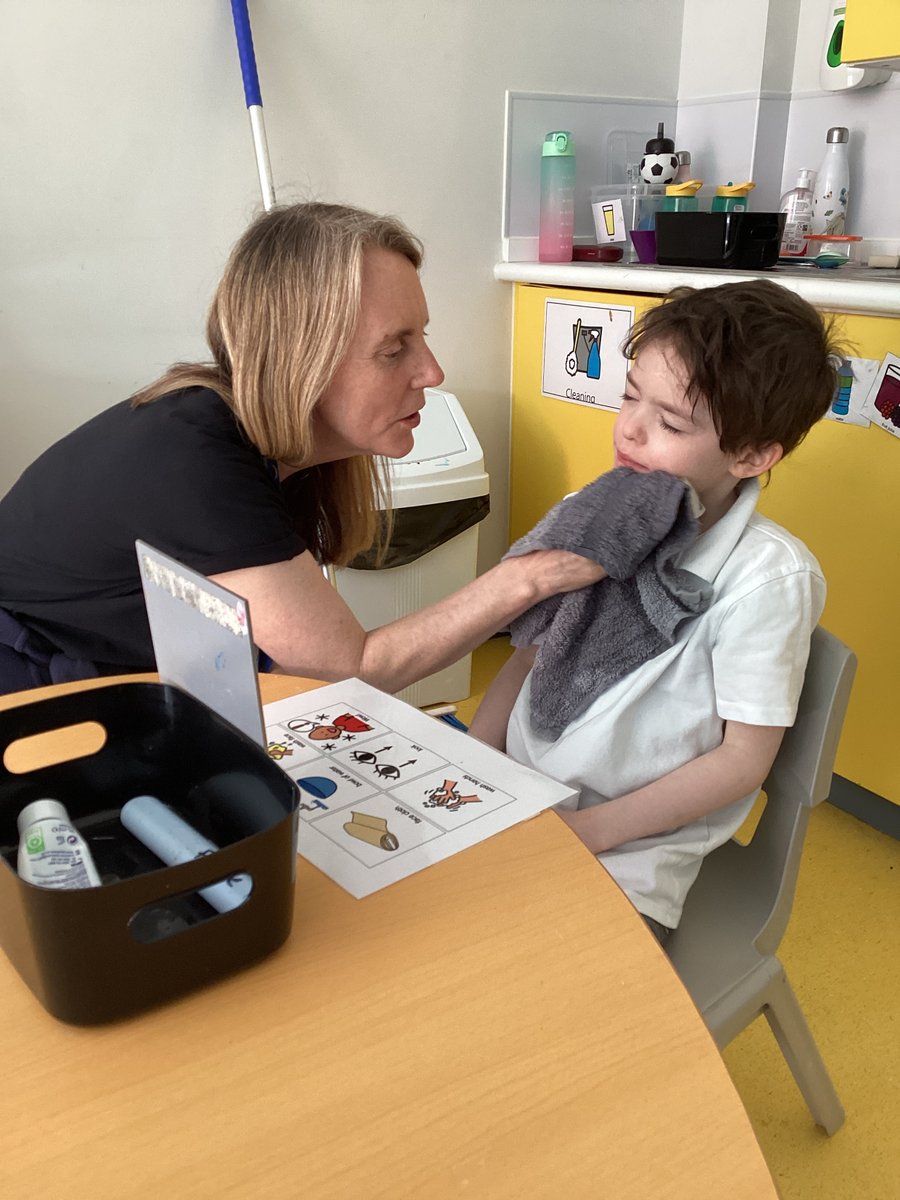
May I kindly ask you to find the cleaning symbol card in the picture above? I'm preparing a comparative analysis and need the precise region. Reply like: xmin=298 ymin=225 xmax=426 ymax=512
xmin=264 ymin=678 xmax=577 ymax=898
xmin=542 ymin=298 xmax=633 ymax=412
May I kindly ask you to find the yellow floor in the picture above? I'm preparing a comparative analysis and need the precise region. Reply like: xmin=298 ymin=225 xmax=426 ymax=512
xmin=457 ymin=638 xmax=900 ymax=1200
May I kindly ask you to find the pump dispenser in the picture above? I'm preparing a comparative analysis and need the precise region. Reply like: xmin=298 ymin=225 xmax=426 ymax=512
xmin=779 ymin=168 xmax=817 ymax=257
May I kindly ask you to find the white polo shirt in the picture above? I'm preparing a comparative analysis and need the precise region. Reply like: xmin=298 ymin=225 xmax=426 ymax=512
xmin=506 ymin=478 xmax=826 ymax=929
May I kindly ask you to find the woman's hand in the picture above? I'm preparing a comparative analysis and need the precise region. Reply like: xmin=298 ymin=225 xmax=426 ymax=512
xmin=501 ymin=550 xmax=606 ymax=604
xmin=210 ymin=547 xmax=605 ymax=695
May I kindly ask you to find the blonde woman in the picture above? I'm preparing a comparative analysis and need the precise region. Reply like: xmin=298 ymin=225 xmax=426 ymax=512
xmin=0 ymin=203 xmax=604 ymax=693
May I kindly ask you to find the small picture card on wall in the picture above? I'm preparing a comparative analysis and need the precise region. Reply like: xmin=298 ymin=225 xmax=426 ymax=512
xmin=823 ymin=357 xmax=878 ymax=428
xmin=860 ymin=352 xmax=900 ymax=440
xmin=541 ymin=298 xmax=634 ymax=412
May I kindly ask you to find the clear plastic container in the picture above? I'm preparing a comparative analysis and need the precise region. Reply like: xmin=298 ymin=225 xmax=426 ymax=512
xmin=590 ymin=175 xmax=665 ymax=261
xmin=805 ymin=233 xmax=863 ymax=268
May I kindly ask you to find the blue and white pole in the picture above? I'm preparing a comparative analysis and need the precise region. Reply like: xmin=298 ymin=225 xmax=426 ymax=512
xmin=230 ymin=0 xmax=277 ymax=210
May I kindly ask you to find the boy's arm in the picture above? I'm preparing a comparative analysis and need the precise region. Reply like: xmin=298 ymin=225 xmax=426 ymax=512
xmin=468 ymin=645 xmax=538 ymax=750
xmin=557 ymin=720 xmax=785 ymax=853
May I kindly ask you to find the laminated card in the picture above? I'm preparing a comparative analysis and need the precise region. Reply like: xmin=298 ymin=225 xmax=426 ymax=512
xmin=264 ymin=678 xmax=577 ymax=898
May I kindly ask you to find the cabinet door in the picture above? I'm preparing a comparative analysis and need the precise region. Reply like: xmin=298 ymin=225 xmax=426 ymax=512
xmin=843 ymin=0 xmax=900 ymax=64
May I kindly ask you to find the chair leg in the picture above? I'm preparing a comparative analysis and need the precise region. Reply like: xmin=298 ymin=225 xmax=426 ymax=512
xmin=761 ymin=961 xmax=845 ymax=1135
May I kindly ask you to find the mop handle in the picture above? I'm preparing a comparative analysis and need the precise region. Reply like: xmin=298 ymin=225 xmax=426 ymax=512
xmin=230 ymin=0 xmax=277 ymax=210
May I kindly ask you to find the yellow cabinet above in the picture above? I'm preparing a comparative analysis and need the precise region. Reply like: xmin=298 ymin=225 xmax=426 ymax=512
xmin=843 ymin=0 xmax=900 ymax=67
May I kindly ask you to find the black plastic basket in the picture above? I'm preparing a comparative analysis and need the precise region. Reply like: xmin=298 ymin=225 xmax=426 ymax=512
xmin=0 ymin=682 xmax=299 ymax=1025
xmin=655 ymin=211 xmax=786 ymax=269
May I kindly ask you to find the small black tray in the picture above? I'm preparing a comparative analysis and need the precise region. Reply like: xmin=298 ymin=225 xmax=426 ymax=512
xmin=655 ymin=211 xmax=787 ymax=270
xmin=0 ymin=682 xmax=299 ymax=1025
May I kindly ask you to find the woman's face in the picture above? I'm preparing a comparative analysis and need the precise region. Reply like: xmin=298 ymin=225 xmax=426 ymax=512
xmin=311 ymin=247 xmax=445 ymax=462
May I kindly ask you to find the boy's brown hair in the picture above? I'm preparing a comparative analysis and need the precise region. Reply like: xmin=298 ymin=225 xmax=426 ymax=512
xmin=623 ymin=280 xmax=844 ymax=456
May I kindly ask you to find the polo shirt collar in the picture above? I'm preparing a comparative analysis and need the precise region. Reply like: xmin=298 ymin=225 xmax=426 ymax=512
xmin=680 ymin=478 xmax=760 ymax=584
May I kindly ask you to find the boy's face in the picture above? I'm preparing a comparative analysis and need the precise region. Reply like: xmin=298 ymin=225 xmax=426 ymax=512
xmin=614 ymin=339 xmax=752 ymax=523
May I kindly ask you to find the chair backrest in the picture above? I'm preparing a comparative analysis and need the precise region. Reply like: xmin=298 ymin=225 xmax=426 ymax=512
xmin=732 ymin=626 xmax=857 ymax=957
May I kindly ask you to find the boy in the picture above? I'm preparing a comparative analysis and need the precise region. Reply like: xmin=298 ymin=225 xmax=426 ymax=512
xmin=470 ymin=281 xmax=842 ymax=943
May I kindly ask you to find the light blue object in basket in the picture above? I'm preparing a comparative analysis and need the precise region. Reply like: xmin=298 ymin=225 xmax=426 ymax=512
xmin=121 ymin=795 xmax=253 ymax=914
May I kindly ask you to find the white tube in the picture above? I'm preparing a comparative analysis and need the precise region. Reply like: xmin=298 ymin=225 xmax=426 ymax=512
xmin=248 ymin=105 xmax=277 ymax=211
xmin=17 ymin=799 xmax=102 ymax=889
xmin=120 ymin=795 xmax=252 ymax=913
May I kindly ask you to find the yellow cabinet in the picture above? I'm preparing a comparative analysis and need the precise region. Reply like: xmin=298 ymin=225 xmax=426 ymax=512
xmin=843 ymin=0 xmax=900 ymax=65
xmin=510 ymin=282 xmax=900 ymax=807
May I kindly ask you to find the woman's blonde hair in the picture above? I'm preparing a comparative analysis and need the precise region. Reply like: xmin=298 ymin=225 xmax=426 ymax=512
xmin=131 ymin=202 xmax=424 ymax=564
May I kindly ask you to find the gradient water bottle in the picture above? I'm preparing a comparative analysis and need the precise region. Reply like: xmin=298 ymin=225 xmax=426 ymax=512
xmin=539 ymin=131 xmax=575 ymax=263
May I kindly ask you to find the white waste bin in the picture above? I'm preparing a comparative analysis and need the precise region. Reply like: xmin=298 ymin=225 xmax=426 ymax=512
xmin=334 ymin=388 xmax=490 ymax=708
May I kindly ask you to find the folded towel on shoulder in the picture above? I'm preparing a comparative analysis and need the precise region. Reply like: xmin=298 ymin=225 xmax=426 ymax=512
xmin=504 ymin=467 xmax=711 ymax=738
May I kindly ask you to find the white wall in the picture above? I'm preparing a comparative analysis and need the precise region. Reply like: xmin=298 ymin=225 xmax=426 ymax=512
xmin=781 ymin=0 xmax=900 ymax=239
xmin=0 ymin=0 xmax=685 ymax=570
xmin=674 ymin=0 xmax=800 ymax=212
xmin=673 ymin=0 xmax=900 ymax=234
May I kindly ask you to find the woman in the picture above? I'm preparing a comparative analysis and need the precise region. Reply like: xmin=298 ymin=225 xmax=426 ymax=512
xmin=0 ymin=202 xmax=603 ymax=694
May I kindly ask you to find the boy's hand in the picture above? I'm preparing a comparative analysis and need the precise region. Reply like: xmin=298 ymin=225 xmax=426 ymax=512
xmin=555 ymin=721 xmax=786 ymax=855
xmin=555 ymin=805 xmax=613 ymax=854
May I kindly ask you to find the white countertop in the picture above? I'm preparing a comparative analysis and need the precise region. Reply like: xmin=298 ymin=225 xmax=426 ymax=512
xmin=494 ymin=260 xmax=900 ymax=318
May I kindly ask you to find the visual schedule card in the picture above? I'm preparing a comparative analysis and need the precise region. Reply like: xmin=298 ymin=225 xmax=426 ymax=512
xmin=264 ymin=678 xmax=577 ymax=898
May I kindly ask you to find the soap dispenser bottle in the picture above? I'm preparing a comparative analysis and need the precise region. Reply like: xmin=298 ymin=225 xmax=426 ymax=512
xmin=779 ymin=169 xmax=817 ymax=257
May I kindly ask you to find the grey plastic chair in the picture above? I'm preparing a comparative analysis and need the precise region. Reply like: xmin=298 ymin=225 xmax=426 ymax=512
xmin=666 ymin=626 xmax=856 ymax=1136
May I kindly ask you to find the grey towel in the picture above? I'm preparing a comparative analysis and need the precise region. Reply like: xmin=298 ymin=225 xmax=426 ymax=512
xmin=504 ymin=468 xmax=712 ymax=738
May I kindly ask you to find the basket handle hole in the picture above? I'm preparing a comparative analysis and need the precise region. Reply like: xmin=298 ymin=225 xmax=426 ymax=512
xmin=128 ymin=873 xmax=254 ymax=943
xmin=3 ymin=721 xmax=107 ymax=774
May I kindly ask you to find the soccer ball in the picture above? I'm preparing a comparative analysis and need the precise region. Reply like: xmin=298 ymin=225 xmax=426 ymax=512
xmin=640 ymin=153 xmax=679 ymax=184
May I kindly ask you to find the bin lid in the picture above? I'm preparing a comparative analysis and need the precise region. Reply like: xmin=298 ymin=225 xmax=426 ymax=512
xmin=386 ymin=389 xmax=489 ymax=507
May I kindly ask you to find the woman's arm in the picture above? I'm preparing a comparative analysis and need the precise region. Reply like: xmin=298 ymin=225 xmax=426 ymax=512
xmin=557 ymin=720 xmax=785 ymax=854
xmin=467 ymin=645 xmax=538 ymax=750
xmin=210 ymin=551 xmax=602 ymax=693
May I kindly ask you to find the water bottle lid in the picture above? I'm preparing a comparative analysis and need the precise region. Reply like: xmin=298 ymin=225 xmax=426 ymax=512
xmin=645 ymin=122 xmax=675 ymax=154
xmin=715 ymin=181 xmax=756 ymax=197
xmin=542 ymin=131 xmax=574 ymax=157
xmin=665 ymin=179 xmax=703 ymax=196
xmin=826 ymin=126 xmax=849 ymax=143
xmin=18 ymin=798 xmax=69 ymax=834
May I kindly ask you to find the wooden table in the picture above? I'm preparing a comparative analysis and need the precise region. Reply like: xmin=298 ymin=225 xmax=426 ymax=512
xmin=1 ymin=675 xmax=776 ymax=1199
